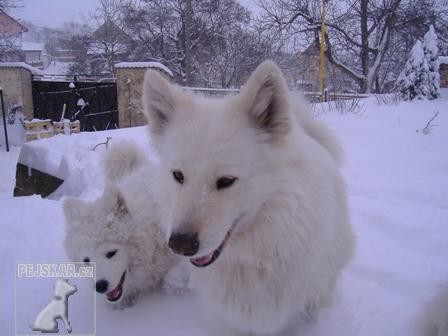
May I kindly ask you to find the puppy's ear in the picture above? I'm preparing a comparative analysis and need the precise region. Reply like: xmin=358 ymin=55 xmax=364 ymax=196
xmin=239 ymin=60 xmax=291 ymax=142
xmin=142 ymin=70 xmax=179 ymax=138
xmin=63 ymin=197 xmax=88 ymax=228
xmin=103 ymin=184 xmax=129 ymax=218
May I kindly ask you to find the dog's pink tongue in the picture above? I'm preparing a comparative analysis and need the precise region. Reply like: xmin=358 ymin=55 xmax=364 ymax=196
xmin=106 ymin=287 xmax=121 ymax=301
xmin=192 ymin=254 xmax=212 ymax=266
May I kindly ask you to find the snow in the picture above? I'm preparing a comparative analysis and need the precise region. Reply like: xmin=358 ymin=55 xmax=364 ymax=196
xmin=42 ymin=61 xmax=72 ymax=75
xmin=115 ymin=61 xmax=173 ymax=77
xmin=0 ymin=62 xmax=43 ymax=75
xmin=16 ymin=127 xmax=153 ymax=199
xmin=1 ymin=94 xmax=448 ymax=335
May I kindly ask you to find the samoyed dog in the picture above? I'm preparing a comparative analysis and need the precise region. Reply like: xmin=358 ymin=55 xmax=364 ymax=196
xmin=63 ymin=142 xmax=181 ymax=308
xmin=142 ymin=60 xmax=354 ymax=335
xmin=421 ymin=286 xmax=448 ymax=336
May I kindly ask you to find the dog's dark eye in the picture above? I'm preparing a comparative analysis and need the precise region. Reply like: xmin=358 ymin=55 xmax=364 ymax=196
xmin=106 ymin=250 xmax=117 ymax=259
xmin=172 ymin=171 xmax=184 ymax=184
xmin=216 ymin=176 xmax=238 ymax=190
xmin=83 ymin=257 xmax=90 ymax=263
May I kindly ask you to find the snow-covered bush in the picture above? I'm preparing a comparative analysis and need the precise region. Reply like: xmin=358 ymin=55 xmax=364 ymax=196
xmin=396 ymin=40 xmax=429 ymax=100
xmin=423 ymin=25 xmax=440 ymax=99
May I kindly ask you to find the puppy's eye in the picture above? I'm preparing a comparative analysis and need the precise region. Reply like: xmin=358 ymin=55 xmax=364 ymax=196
xmin=106 ymin=250 xmax=117 ymax=259
xmin=216 ymin=176 xmax=238 ymax=190
xmin=83 ymin=257 xmax=90 ymax=263
xmin=172 ymin=170 xmax=184 ymax=184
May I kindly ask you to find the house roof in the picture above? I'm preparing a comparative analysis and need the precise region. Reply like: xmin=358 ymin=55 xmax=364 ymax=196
xmin=22 ymin=41 xmax=45 ymax=52
xmin=0 ymin=9 xmax=28 ymax=35
xmin=0 ymin=62 xmax=43 ymax=75
xmin=93 ymin=20 xmax=132 ymax=44
xmin=300 ymin=39 xmax=322 ymax=57
xmin=115 ymin=62 xmax=173 ymax=77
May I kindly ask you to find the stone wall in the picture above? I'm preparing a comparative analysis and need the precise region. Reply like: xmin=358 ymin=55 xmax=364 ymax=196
xmin=0 ymin=64 xmax=35 ymax=120
xmin=116 ymin=63 xmax=172 ymax=128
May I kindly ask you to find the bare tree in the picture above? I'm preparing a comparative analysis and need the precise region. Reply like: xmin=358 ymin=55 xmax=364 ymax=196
xmin=90 ymin=0 xmax=134 ymax=74
xmin=257 ymin=0 xmax=448 ymax=93
xmin=0 ymin=0 xmax=22 ymax=10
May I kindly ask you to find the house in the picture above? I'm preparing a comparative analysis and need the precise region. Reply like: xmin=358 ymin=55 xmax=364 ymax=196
xmin=21 ymin=41 xmax=50 ymax=68
xmin=294 ymin=39 xmax=355 ymax=93
xmin=0 ymin=9 xmax=28 ymax=61
xmin=439 ymin=56 xmax=448 ymax=88
xmin=89 ymin=20 xmax=134 ymax=75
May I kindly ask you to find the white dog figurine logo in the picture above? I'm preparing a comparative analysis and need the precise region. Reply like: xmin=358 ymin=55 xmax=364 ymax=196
xmin=30 ymin=279 xmax=77 ymax=333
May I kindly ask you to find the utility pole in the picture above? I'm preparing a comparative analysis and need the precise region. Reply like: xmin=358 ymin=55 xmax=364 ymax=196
xmin=319 ymin=0 xmax=327 ymax=100
xmin=184 ymin=0 xmax=192 ymax=86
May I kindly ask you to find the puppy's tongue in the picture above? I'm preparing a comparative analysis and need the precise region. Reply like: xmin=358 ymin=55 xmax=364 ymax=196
xmin=106 ymin=286 xmax=122 ymax=301
xmin=191 ymin=253 xmax=213 ymax=267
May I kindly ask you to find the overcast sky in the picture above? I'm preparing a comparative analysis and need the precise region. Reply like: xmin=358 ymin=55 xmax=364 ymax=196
xmin=10 ymin=0 xmax=260 ymax=29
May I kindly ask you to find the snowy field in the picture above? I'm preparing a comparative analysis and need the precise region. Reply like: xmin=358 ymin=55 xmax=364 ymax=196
xmin=0 ymin=94 xmax=447 ymax=335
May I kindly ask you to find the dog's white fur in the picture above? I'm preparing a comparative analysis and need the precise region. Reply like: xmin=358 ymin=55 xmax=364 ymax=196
xmin=142 ymin=60 xmax=354 ymax=335
xmin=421 ymin=287 xmax=448 ymax=336
xmin=63 ymin=142 xmax=178 ymax=307
xmin=31 ymin=279 xmax=77 ymax=333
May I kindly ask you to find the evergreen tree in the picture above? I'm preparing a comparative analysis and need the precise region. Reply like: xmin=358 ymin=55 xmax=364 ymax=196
xmin=396 ymin=40 xmax=428 ymax=100
xmin=423 ymin=25 xmax=440 ymax=99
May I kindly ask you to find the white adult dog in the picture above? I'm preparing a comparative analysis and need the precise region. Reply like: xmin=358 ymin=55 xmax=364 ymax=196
xmin=31 ymin=279 xmax=77 ymax=333
xmin=422 ymin=287 xmax=448 ymax=336
xmin=142 ymin=60 xmax=354 ymax=335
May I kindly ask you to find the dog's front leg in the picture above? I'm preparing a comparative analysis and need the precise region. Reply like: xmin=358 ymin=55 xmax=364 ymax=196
xmin=60 ymin=314 xmax=72 ymax=333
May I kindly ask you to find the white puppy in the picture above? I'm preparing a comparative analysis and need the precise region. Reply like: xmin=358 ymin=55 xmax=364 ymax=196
xmin=63 ymin=142 xmax=181 ymax=307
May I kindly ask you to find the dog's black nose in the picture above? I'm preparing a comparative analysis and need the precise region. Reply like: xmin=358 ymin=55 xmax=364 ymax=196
xmin=168 ymin=232 xmax=199 ymax=256
xmin=96 ymin=279 xmax=109 ymax=293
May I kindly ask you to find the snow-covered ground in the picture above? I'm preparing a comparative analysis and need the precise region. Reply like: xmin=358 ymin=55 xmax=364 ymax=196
xmin=0 ymin=94 xmax=447 ymax=335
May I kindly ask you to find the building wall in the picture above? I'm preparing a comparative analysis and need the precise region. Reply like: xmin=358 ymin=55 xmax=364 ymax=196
xmin=116 ymin=67 xmax=171 ymax=128
xmin=440 ymin=64 xmax=448 ymax=88
xmin=0 ymin=67 xmax=34 ymax=120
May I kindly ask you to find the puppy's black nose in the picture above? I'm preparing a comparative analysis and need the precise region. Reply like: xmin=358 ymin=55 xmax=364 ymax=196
xmin=168 ymin=232 xmax=199 ymax=256
xmin=96 ymin=279 xmax=109 ymax=293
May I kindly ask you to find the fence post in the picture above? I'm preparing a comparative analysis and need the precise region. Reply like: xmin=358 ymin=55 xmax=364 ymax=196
xmin=1 ymin=88 xmax=10 ymax=152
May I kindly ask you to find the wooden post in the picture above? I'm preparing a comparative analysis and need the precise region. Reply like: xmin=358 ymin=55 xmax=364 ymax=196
xmin=0 ymin=89 xmax=9 ymax=152
xmin=319 ymin=0 xmax=327 ymax=101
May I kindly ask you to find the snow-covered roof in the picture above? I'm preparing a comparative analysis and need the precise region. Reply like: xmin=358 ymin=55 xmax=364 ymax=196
xmin=21 ymin=41 xmax=44 ymax=52
xmin=0 ymin=62 xmax=43 ymax=75
xmin=115 ymin=62 xmax=173 ymax=77
xmin=439 ymin=56 xmax=448 ymax=65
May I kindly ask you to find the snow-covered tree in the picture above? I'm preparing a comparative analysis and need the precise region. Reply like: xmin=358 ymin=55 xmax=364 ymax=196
xmin=396 ymin=40 xmax=429 ymax=100
xmin=423 ymin=25 xmax=440 ymax=99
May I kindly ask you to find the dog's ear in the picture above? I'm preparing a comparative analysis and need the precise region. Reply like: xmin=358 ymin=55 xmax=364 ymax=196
xmin=63 ymin=197 xmax=89 ymax=228
xmin=142 ymin=70 xmax=181 ymax=139
xmin=103 ymin=184 xmax=130 ymax=219
xmin=239 ymin=60 xmax=291 ymax=142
